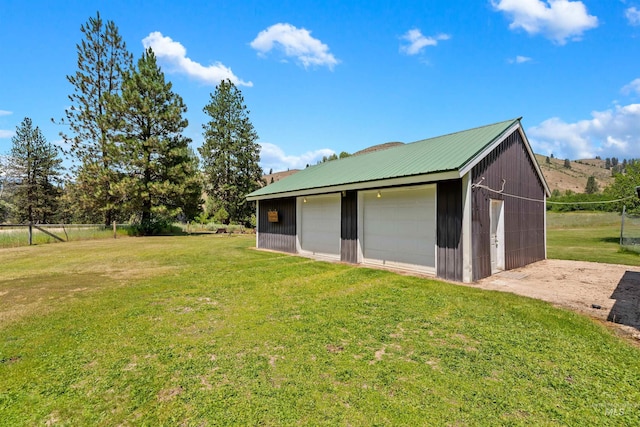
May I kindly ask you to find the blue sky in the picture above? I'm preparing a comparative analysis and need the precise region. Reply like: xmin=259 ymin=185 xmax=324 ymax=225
xmin=1 ymin=0 xmax=640 ymax=172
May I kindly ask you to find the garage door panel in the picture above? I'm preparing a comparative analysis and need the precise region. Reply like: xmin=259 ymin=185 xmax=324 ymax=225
xmin=363 ymin=187 xmax=436 ymax=270
xmin=300 ymin=194 xmax=340 ymax=256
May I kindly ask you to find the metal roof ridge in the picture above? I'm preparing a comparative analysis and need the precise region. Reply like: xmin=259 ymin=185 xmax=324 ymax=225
xmin=406 ymin=117 xmax=520 ymax=146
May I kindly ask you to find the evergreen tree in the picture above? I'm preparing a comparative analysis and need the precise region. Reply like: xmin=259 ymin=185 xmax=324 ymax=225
xmin=10 ymin=118 xmax=63 ymax=223
xmin=563 ymin=158 xmax=571 ymax=169
xmin=585 ymin=176 xmax=599 ymax=194
xmin=106 ymin=48 xmax=201 ymax=234
xmin=60 ymin=12 xmax=132 ymax=225
xmin=545 ymin=156 xmax=550 ymax=164
xmin=0 ymin=155 xmax=13 ymax=222
xmin=605 ymin=158 xmax=611 ymax=169
xmin=199 ymin=79 xmax=263 ymax=225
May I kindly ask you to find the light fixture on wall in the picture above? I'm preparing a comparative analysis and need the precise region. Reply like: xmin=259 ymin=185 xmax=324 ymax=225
xmin=377 ymin=191 xmax=382 ymax=198
xmin=303 ymin=197 xmax=307 ymax=203
xmin=342 ymin=191 xmax=346 ymax=197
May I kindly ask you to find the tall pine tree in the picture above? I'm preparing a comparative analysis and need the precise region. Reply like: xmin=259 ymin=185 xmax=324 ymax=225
xmin=10 ymin=118 xmax=63 ymax=223
xmin=200 ymin=79 xmax=263 ymax=225
xmin=106 ymin=48 xmax=201 ymax=234
xmin=585 ymin=176 xmax=599 ymax=194
xmin=60 ymin=12 xmax=132 ymax=225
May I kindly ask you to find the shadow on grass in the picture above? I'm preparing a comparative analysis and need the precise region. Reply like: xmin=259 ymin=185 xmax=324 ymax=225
xmin=132 ymin=231 xmax=255 ymax=238
xmin=600 ymin=236 xmax=621 ymax=244
xmin=607 ymin=271 xmax=640 ymax=330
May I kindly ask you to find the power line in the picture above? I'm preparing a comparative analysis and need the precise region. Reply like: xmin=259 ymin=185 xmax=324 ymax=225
xmin=472 ymin=182 xmax=636 ymax=205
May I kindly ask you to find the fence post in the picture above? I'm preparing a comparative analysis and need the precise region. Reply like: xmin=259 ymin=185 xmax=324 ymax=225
xmin=620 ymin=205 xmax=626 ymax=246
xmin=113 ymin=221 xmax=117 ymax=239
xmin=28 ymin=223 xmax=33 ymax=245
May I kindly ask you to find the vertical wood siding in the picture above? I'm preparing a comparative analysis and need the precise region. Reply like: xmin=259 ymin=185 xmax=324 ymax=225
xmin=258 ymin=198 xmax=297 ymax=253
xmin=471 ymin=130 xmax=546 ymax=280
xmin=341 ymin=190 xmax=358 ymax=263
xmin=437 ymin=180 xmax=463 ymax=281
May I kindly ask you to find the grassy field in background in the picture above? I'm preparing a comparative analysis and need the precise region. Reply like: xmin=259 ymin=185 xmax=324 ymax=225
xmin=0 ymin=225 xmax=129 ymax=248
xmin=1 ymin=234 xmax=639 ymax=425
xmin=547 ymin=211 xmax=640 ymax=266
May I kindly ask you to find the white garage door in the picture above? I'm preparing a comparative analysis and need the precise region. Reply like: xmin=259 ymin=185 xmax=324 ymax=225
xmin=362 ymin=186 xmax=436 ymax=272
xmin=300 ymin=193 xmax=341 ymax=258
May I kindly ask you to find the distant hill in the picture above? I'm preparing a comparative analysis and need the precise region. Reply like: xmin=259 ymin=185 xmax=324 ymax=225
xmin=263 ymin=169 xmax=300 ymax=185
xmin=534 ymin=155 xmax=614 ymax=194
xmin=352 ymin=142 xmax=404 ymax=156
xmin=262 ymin=149 xmax=614 ymax=195
xmin=262 ymin=142 xmax=405 ymax=185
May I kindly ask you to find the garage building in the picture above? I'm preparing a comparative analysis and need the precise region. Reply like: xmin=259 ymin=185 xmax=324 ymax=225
xmin=246 ymin=118 xmax=550 ymax=282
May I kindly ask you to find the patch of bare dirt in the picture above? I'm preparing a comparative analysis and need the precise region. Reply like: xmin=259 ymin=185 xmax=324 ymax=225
xmin=472 ymin=259 xmax=640 ymax=341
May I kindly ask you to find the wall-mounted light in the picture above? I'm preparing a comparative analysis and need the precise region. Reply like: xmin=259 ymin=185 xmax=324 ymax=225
xmin=303 ymin=197 xmax=307 ymax=203
xmin=342 ymin=190 xmax=346 ymax=197
xmin=377 ymin=191 xmax=382 ymax=198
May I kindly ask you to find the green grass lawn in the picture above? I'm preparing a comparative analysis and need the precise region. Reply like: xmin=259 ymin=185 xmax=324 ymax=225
xmin=547 ymin=211 xmax=640 ymax=265
xmin=1 ymin=235 xmax=639 ymax=425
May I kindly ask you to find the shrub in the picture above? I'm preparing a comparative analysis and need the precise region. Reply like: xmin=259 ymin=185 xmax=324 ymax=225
xmin=213 ymin=207 xmax=229 ymax=224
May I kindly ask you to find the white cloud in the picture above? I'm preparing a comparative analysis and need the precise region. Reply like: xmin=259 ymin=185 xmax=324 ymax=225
xmin=626 ymin=7 xmax=640 ymax=26
xmin=250 ymin=23 xmax=339 ymax=70
xmin=259 ymin=142 xmax=334 ymax=172
xmin=492 ymin=0 xmax=598 ymax=44
xmin=528 ymin=103 xmax=640 ymax=159
xmin=0 ymin=110 xmax=12 ymax=116
xmin=508 ymin=55 xmax=532 ymax=64
xmin=622 ymin=78 xmax=640 ymax=95
xmin=400 ymin=29 xmax=450 ymax=55
xmin=142 ymin=32 xmax=252 ymax=87
xmin=0 ymin=130 xmax=15 ymax=138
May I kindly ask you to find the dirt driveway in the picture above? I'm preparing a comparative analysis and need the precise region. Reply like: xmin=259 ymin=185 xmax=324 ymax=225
xmin=472 ymin=260 xmax=640 ymax=340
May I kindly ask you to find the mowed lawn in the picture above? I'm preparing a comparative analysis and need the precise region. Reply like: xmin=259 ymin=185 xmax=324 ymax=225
xmin=547 ymin=211 xmax=640 ymax=266
xmin=1 ymin=235 xmax=640 ymax=425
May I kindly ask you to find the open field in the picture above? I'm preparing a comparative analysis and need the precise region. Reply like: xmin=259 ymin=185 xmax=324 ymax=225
xmin=1 ymin=234 xmax=640 ymax=425
xmin=547 ymin=211 xmax=640 ymax=265
xmin=0 ymin=225 xmax=129 ymax=249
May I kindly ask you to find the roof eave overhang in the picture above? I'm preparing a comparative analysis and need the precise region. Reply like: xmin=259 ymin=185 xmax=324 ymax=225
xmin=457 ymin=121 xmax=551 ymax=197
xmin=246 ymin=170 xmax=460 ymax=201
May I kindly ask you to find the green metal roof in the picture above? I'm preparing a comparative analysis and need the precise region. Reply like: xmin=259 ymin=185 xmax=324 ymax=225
xmin=248 ymin=118 xmax=521 ymax=199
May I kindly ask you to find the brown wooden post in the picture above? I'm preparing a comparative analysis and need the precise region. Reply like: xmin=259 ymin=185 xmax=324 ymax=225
xmin=28 ymin=223 xmax=33 ymax=245
xmin=113 ymin=221 xmax=117 ymax=239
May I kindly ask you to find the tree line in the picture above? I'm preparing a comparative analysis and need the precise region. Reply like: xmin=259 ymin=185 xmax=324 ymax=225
xmin=0 ymin=13 xmax=263 ymax=234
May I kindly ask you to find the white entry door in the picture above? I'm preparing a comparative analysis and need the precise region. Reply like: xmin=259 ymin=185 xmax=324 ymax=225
xmin=490 ymin=199 xmax=505 ymax=273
